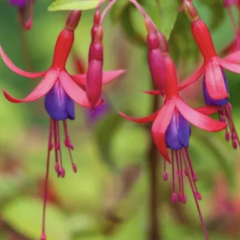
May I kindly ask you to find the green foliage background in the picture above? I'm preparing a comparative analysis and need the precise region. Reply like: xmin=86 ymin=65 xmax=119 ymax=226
xmin=0 ymin=0 xmax=240 ymax=240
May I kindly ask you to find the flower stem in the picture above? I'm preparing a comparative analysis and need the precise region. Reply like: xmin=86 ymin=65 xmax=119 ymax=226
xmin=18 ymin=8 xmax=33 ymax=71
xmin=147 ymin=90 xmax=161 ymax=240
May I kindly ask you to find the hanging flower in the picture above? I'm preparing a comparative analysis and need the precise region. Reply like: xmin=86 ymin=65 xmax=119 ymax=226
xmin=179 ymin=0 xmax=240 ymax=148
xmin=0 ymin=10 xmax=124 ymax=240
xmin=72 ymin=51 xmax=111 ymax=123
xmin=180 ymin=0 xmax=240 ymax=100
xmin=145 ymin=18 xmax=166 ymax=95
xmin=119 ymin=35 xmax=226 ymax=239
xmin=9 ymin=0 xmax=34 ymax=30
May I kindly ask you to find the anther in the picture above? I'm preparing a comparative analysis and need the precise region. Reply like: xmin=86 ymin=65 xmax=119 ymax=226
xmin=163 ymin=172 xmax=168 ymax=181
xmin=40 ymin=233 xmax=46 ymax=240
xmin=193 ymin=173 xmax=197 ymax=182
xmin=182 ymin=194 xmax=187 ymax=204
xmin=55 ymin=163 xmax=60 ymax=174
xmin=61 ymin=168 xmax=66 ymax=178
xmin=172 ymin=193 xmax=178 ymax=203
xmin=72 ymin=163 xmax=77 ymax=173
xmin=178 ymin=193 xmax=183 ymax=202
xmin=195 ymin=191 xmax=202 ymax=200
xmin=225 ymin=132 xmax=230 ymax=141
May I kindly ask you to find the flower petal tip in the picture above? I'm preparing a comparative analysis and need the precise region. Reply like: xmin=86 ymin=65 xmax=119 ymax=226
xmin=142 ymin=89 xmax=161 ymax=95
xmin=2 ymin=89 xmax=20 ymax=103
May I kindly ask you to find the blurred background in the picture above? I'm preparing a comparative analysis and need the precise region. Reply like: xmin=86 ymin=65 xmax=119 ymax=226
xmin=0 ymin=0 xmax=240 ymax=239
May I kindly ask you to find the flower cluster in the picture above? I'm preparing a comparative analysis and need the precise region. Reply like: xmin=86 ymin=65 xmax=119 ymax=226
xmin=2 ymin=0 xmax=240 ymax=239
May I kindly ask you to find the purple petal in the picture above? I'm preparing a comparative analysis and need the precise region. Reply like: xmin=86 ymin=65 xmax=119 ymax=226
xmin=165 ymin=111 xmax=190 ymax=150
xmin=178 ymin=114 xmax=190 ymax=148
xmin=86 ymin=101 xmax=109 ymax=122
xmin=44 ymin=81 xmax=75 ymax=120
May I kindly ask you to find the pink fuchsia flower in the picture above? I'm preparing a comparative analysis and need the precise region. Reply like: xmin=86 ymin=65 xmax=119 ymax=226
xmin=179 ymin=0 xmax=240 ymax=148
xmin=86 ymin=26 xmax=104 ymax=110
xmin=0 ymin=10 xmax=123 ymax=239
xmin=0 ymin=11 xmax=83 ymax=240
xmin=119 ymin=34 xmax=226 ymax=239
xmin=145 ymin=18 xmax=166 ymax=95
xmin=72 ymin=51 xmax=110 ymax=123
xmin=180 ymin=0 xmax=240 ymax=101
xmin=9 ymin=0 xmax=34 ymax=30
xmin=84 ymin=4 xmax=125 ymax=110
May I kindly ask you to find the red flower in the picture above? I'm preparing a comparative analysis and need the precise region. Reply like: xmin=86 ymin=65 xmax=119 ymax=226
xmin=180 ymin=0 xmax=240 ymax=101
xmin=120 ymin=54 xmax=225 ymax=161
xmin=180 ymin=0 xmax=240 ymax=149
xmin=0 ymin=11 xmax=124 ymax=240
xmin=119 ymin=37 xmax=226 ymax=239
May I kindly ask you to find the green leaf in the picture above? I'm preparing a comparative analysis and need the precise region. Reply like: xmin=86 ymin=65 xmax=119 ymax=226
xmin=2 ymin=197 xmax=70 ymax=240
xmin=159 ymin=0 xmax=179 ymax=39
xmin=143 ymin=0 xmax=179 ymax=39
xmin=198 ymin=0 xmax=225 ymax=30
xmin=48 ymin=0 xmax=105 ymax=11
xmin=95 ymin=113 xmax=124 ymax=169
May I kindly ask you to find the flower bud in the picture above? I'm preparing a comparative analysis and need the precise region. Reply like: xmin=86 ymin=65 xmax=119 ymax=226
xmin=91 ymin=9 xmax=101 ymax=40
xmin=86 ymin=28 xmax=104 ymax=110
xmin=147 ymin=31 xmax=166 ymax=95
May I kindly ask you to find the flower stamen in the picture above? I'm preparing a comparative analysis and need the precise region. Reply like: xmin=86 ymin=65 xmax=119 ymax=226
xmin=63 ymin=121 xmax=77 ymax=173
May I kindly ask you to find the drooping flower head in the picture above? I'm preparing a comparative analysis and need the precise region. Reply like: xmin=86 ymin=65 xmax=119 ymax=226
xmin=85 ymin=0 xmax=125 ymax=110
xmin=179 ymin=0 xmax=240 ymax=148
xmin=119 ymin=27 xmax=226 ymax=240
xmin=9 ymin=0 xmax=34 ymax=30
xmin=72 ymin=51 xmax=110 ymax=123
xmin=0 ymin=10 xmax=124 ymax=239
xmin=145 ymin=18 xmax=166 ymax=95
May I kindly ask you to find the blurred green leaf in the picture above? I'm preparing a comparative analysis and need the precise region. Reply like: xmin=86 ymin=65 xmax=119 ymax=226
xmin=144 ymin=0 xmax=179 ymax=39
xmin=95 ymin=113 xmax=124 ymax=169
xmin=199 ymin=0 xmax=225 ymax=30
xmin=169 ymin=13 xmax=199 ymax=68
xmin=48 ymin=0 xmax=105 ymax=11
xmin=2 ymin=197 xmax=70 ymax=240
xmin=197 ymin=133 xmax=234 ymax=185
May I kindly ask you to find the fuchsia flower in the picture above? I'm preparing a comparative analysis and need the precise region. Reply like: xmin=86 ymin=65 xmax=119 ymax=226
xmin=9 ymin=0 xmax=34 ymax=30
xmin=86 ymin=10 xmax=103 ymax=110
xmin=0 ymin=11 xmax=124 ymax=240
xmin=179 ymin=0 xmax=240 ymax=148
xmin=119 ymin=26 xmax=226 ymax=239
xmin=145 ymin=18 xmax=166 ymax=95
xmin=72 ymin=51 xmax=110 ymax=123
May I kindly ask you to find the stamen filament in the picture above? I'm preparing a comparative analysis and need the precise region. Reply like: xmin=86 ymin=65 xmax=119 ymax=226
xmin=182 ymin=150 xmax=209 ymax=240
xmin=41 ymin=120 xmax=53 ymax=240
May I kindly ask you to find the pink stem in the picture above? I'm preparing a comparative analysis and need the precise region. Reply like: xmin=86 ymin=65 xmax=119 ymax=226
xmin=100 ymin=0 xmax=119 ymax=25
xmin=25 ymin=0 xmax=34 ymax=30
xmin=182 ymin=150 xmax=209 ymax=240
xmin=41 ymin=120 xmax=53 ymax=240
